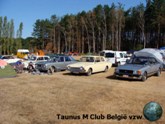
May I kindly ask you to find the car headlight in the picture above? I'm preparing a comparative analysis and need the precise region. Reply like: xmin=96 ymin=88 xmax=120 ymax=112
xmin=137 ymin=70 xmax=142 ymax=75
xmin=80 ymin=66 xmax=84 ymax=70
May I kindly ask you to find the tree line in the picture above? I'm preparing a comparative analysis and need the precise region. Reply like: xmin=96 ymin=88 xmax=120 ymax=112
xmin=0 ymin=16 xmax=23 ymax=55
xmin=0 ymin=0 xmax=165 ymax=55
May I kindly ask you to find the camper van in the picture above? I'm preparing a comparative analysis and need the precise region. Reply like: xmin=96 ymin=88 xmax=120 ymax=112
xmin=17 ymin=49 xmax=29 ymax=59
xmin=100 ymin=50 xmax=129 ymax=66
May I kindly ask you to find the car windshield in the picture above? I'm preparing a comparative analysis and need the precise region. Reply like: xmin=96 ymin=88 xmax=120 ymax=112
xmin=29 ymin=57 xmax=37 ymax=61
xmin=128 ymin=57 xmax=149 ymax=65
xmin=80 ymin=57 xmax=94 ymax=62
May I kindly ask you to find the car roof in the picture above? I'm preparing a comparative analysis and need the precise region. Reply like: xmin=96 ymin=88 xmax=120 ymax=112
xmin=82 ymin=55 xmax=104 ymax=58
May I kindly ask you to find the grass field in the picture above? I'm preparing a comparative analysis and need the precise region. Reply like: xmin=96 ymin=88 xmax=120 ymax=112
xmin=0 ymin=65 xmax=16 ymax=78
xmin=0 ymin=66 xmax=164 ymax=124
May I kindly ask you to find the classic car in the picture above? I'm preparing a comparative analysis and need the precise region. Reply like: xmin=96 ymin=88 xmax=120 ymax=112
xmin=0 ymin=55 xmax=21 ymax=64
xmin=23 ymin=55 xmax=50 ymax=68
xmin=114 ymin=56 xmax=162 ymax=81
xmin=67 ymin=56 xmax=112 ymax=76
xmin=35 ymin=55 xmax=77 ymax=73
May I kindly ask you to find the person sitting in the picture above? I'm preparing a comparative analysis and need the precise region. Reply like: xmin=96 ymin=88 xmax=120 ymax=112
xmin=15 ymin=60 xmax=24 ymax=73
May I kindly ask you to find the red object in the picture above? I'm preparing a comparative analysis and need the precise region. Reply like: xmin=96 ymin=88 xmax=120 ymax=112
xmin=0 ymin=60 xmax=7 ymax=66
xmin=68 ymin=52 xmax=79 ymax=56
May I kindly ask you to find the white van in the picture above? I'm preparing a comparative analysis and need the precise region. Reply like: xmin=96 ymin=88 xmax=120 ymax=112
xmin=100 ymin=50 xmax=129 ymax=66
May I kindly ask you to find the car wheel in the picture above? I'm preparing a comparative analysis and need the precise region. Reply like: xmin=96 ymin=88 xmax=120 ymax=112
xmin=52 ymin=66 xmax=57 ymax=72
xmin=87 ymin=68 xmax=92 ymax=76
xmin=156 ymin=69 xmax=161 ymax=77
xmin=104 ymin=66 xmax=108 ymax=72
xmin=47 ymin=67 xmax=53 ymax=74
xmin=141 ymin=72 xmax=147 ymax=81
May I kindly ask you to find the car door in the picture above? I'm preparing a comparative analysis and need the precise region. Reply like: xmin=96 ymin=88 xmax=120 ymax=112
xmin=56 ymin=57 xmax=65 ymax=70
xmin=119 ymin=52 xmax=126 ymax=65
xmin=94 ymin=57 xmax=103 ymax=72
xmin=148 ymin=58 xmax=156 ymax=75
xmin=150 ymin=58 xmax=160 ymax=73
xmin=64 ymin=56 xmax=72 ymax=69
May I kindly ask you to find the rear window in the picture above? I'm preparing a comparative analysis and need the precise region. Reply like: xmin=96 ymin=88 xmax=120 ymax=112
xmin=105 ymin=53 xmax=114 ymax=58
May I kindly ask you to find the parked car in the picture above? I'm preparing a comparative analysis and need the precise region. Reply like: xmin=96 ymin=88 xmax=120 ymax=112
xmin=0 ymin=55 xmax=21 ymax=64
xmin=23 ymin=55 xmax=50 ymax=68
xmin=114 ymin=56 xmax=162 ymax=81
xmin=35 ymin=55 xmax=77 ymax=73
xmin=67 ymin=56 xmax=112 ymax=76
xmin=100 ymin=50 xmax=129 ymax=66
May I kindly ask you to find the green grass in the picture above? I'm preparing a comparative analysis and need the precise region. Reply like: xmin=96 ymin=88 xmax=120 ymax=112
xmin=0 ymin=65 xmax=16 ymax=78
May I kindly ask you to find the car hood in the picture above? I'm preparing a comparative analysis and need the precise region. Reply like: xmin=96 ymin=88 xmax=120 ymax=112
xmin=36 ymin=61 xmax=54 ymax=65
xmin=68 ymin=62 xmax=94 ymax=68
xmin=117 ymin=64 xmax=145 ymax=71
xmin=23 ymin=60 xmax=35 ymax=63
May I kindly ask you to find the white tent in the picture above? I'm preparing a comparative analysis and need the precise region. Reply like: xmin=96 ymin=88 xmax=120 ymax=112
xmin=134 ymin=48 xmax=165 ymax=68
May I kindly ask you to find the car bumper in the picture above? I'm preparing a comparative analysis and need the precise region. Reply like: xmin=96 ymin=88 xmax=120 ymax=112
xmin=36 ymin=66 xmax=48 ymax=71
xmin=68 ymin=68 xmax=86 ymax=74
xmin=114 ymin=72 xmax=142 ymax=80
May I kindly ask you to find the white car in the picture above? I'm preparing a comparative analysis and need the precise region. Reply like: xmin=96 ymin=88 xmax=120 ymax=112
xmin=23 ymin=55 xmax=50 ymax=68
xmin=0 ymin=55 xmax=21 ymax=64
xmin=100 ymin=50 xmax=129 ymax=66
xmin=67 ymin=56 xmax=112 ymax=76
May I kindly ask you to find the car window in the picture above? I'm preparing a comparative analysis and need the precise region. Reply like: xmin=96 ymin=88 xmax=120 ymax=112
xmin=59 ymin=57 xmax=64 ymax=62
xmin=65 ymin=56 xmax=71 ymax=61
xmin=95 ymin=57 xmax=100 ymax=62
xmin=120 ymin=53 xmax=124 ymax=58
xmin=149 ymin=58 xmax=157 ymax=64
xmin=80 ymin=57 xmax=94 ymax=62
xmin=44 ymin=57 xmax=49 ymax=60
xmin=101 ymin=57 xmax=105 ymax=62
xmin=105 ymin=53 xmax=114 ymax=58
xmin=37 ymin=57 xmax=44 ymax=60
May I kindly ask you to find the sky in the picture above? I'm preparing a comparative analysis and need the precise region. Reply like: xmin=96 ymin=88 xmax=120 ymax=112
xmin=0 ymin=0 xmax=145 ymax=38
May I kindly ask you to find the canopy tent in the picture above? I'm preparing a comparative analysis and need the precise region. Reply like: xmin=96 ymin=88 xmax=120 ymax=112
xmin=134 ymin=48 xmax=165 ymax=68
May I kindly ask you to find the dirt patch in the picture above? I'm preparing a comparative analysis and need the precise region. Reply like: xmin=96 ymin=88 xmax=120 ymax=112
xmin=0 ymin=68 xmax=164 ymax=124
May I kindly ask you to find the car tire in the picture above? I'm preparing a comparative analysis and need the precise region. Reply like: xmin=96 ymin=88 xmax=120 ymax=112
xmin=87 ymin=68 xmax=92 ymax=76
xmin=52 ymin=66 xmax=57 ymax=72
xmin=156 ymin=69 xmax=161 ymax=77
xmin=104 ymin=66 xmax=108 ymax=72
xmin=141 ymin=72 xmax=147 ymax=81
xmin=47 ymin=67 xmax=53 ymax=74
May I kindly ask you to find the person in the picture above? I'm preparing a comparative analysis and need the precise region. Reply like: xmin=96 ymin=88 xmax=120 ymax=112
xmin=15 ymin=60 xmax=24 ymax=73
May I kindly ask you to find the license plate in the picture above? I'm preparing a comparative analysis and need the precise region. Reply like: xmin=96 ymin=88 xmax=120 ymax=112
xmin=123 ymin=75 xmax=129 ymax=78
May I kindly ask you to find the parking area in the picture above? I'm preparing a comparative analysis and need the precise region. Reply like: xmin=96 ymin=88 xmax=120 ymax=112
xmin=0 ymin=67 xmax=164 ymax=124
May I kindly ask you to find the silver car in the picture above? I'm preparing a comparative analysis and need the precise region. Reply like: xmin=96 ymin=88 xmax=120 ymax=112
xmin=35 ymin=55 xmax=77 ymax=73
xmin=114 ymin=56 xmax=162 ymax=81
